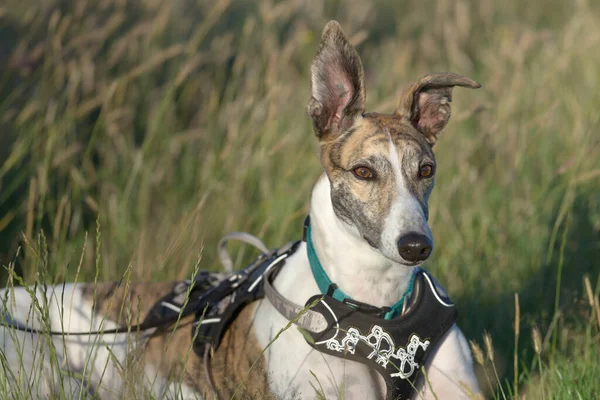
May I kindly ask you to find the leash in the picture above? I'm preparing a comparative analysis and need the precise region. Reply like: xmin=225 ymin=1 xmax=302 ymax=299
xmin=1 ymin=275 xmax=233 ymax=336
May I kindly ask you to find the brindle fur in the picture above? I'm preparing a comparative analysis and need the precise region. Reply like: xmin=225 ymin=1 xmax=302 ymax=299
xmin=319 ymin=115 xmax=437 ymax=249
xmin=309 ymin=21 xmax=480 ymax=257
xmin=81 ymin=283 xmax=272 ymax=399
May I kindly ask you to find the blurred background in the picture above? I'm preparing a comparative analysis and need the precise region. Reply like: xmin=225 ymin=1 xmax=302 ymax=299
xmin=1 ymin=0 xmax=599 ymax=397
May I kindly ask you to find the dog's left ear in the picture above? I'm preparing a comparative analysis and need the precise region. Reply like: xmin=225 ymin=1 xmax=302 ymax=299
xmin=395 ymin=73 xmax=481 ymax=145
xmin=308 ymin=21 xmax=366 ymax=140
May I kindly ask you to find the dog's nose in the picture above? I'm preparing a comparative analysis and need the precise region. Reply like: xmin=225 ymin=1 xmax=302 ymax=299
xmin=397 ymin=233 xmax=433 ymax=262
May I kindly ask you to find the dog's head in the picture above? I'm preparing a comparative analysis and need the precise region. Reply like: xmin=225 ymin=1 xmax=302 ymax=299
xmin=308 ymin=21 xmax=480 ymax=266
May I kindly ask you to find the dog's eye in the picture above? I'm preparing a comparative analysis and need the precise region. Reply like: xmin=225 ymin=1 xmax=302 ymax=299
xmin=419 ymin=164 xmax=434 ymax=178
xmin=353 ymin=166 xmax=374 ymax=180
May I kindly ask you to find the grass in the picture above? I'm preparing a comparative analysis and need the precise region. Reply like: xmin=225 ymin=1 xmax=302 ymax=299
xmin=0 ymin=0 xmax=599 ymax=398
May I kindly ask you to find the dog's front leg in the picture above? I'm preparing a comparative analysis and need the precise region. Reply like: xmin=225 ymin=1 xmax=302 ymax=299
xmin=285 ymin=353 xmax=387 ymax=400
xmin=420 ymin=324 xmax=481 ymax=399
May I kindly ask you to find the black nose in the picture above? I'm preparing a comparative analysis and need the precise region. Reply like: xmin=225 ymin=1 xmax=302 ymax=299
xmin=397 ymin=233 xmax=433 ymax=262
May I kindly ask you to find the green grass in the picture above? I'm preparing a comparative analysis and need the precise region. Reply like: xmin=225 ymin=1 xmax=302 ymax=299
xmin=0 ymin=0 xmax=599 ymax=398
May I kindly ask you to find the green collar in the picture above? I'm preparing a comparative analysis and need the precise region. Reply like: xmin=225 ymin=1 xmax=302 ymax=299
xmin=305 ymin=222 xmax=416 ymax=320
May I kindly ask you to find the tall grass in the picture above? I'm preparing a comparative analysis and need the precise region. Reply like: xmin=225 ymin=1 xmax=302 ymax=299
xmin=0 ymin=0 xmax=599 ymax=398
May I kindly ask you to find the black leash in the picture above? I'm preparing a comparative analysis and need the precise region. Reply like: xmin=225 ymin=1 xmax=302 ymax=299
xmin=2 ymin=287 xmax=199 ymax=336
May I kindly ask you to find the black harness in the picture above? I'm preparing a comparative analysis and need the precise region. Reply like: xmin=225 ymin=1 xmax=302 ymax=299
xmin=300 ymin=270 xmax=457 ymax=399
xmin=153 ymin=233 xmax=457 ymax=399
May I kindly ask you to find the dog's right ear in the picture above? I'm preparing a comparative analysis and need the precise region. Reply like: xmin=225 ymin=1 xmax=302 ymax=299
xmin=395 ymin=73 xmax=481 ymax=145
xmin=308 ymin=21 xmax=366 ymax=140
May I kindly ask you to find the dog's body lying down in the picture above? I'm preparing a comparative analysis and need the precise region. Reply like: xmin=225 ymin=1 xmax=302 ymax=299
xmin=0 ymin=21 xmax=482 ymax=399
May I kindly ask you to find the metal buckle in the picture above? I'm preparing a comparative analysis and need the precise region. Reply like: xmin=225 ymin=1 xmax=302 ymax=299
xmin=342 ymin=298 xmax=388 ymax=317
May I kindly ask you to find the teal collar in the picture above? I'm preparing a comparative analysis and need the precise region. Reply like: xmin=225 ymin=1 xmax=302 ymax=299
xmin=305 ymin=222 xmax=416 ymax=320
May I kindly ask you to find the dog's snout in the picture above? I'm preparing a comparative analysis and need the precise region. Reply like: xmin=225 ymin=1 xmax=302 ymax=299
xmin=397 ymin=233 xmax=432 ymax=262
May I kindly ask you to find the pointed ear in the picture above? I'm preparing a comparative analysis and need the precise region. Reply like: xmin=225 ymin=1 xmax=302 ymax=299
xmin=307 ymin=21 xmax=366 ymax=140
xmin=395 ymin=73 xmax=481 ymax=145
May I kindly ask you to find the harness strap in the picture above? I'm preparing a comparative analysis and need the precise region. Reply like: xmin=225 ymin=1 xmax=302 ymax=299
xmin=192 ymin=240 xmax=304 ymax=354
xmin=217 ymin=232 xmax=270 ymax=273
xmin=263 ymin=263 xmax=328 ymax=333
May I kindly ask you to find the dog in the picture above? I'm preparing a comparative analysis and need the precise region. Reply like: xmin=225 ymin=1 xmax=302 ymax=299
xmin=0 ymin=21 xmax=481 ymax=399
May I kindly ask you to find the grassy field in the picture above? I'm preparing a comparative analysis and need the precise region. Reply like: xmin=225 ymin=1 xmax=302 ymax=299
xmin=1 ymin=0 xmax=599 ymax=398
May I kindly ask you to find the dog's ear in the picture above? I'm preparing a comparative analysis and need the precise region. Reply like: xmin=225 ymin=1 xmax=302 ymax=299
xmin=395 ymin=73 xmax=481 ymax=145
xmin=308 ymin=21 xmax=366 ymax=140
